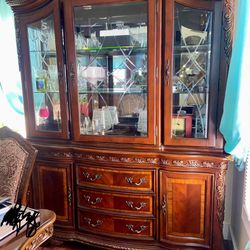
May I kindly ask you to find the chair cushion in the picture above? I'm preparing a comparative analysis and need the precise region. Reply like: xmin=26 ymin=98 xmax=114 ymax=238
xmin=0 ymin=138 xmax=29 ymax=202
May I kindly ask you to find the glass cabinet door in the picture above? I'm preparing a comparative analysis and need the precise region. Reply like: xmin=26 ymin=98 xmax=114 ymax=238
xmin=20 ymin=0 xmax=68 ymax=139
xmin=164 ymin=0 xmax=221 ymax=147
xmin=64 ymin=0 xmax=157 ymax=144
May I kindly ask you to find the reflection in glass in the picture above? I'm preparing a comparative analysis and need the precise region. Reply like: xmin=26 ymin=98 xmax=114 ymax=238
xmin=172 ymin=3 xmax=212 ymax=138
xmin=74 ymin=2 xmax=148 ymax=136
xmin=28 ymin=15 xmax=62 ymax=131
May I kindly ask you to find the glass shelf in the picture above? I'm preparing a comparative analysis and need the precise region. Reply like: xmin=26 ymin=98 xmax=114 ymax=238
xmin=76 ymin=46 xmax=147 ymax=55
xmin=29 ymin=50 xmax=57 ymax=56
xmin=34 ymin=91 xmax=60 ymax=94
xmin=79 ymin=87 xmax=147 ymax=95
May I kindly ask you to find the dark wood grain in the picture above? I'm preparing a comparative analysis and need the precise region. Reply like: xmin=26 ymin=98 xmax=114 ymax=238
xmin=8 ymin=0 xmax=232 ymax=249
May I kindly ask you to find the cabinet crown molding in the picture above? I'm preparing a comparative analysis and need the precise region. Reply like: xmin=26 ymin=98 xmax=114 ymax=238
xmin=7 ymin=0 xmax=51 ymax=13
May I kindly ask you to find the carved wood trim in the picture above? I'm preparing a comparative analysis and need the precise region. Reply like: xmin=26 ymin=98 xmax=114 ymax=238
xmin=160 ymin=159 xmax=224 ymax=168
xmin=7 ymin=0 xmax=51 ymax=13
xmin=7 ymin=0 xmax=31 ymax=5
xmin=14 ymin=16 xmax=23 ymax=73
xmin=215 ymin=162 xmax=227 ymax=226
xmin=223 ymin=0 xmax=235 ymax=64
xmin=53 ymin=230 xmax=152 ymax=250
xmin=39 ymin=151 xmax=227 ymax=170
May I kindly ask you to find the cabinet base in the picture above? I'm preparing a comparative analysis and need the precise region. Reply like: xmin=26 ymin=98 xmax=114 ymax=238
xmin=53 ymin=229 xmax=217 ymax=250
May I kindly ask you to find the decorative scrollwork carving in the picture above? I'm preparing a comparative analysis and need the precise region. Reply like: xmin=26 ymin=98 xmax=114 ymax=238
xmin=7 ymin=0 xmax=30 ymax=5
xmin=160 ymin=158 xmax=225 ymax=169
xmin=161 ymin=194 xmax=166 ymax=216
xmin=215 ymin=162 xmax=227 ymax=226
xmin=14 ymin=16 xmax=23 ymax=73
xmin=67 ymin=187 xmax=72 ymax=206
xmin=223 ymin=0 xmax=234 ymax=64
xmin=39 ymin=151 xmax=73 ymax=158
xmin=28 ymin=225 xmax=54 ymax=249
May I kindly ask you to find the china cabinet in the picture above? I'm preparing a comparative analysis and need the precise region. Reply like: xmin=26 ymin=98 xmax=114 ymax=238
xmin=7 ymin=0 xmax=234 ymax=249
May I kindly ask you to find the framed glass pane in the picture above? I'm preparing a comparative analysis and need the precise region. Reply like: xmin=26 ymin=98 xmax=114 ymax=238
xmin=74 ymin=2 xmax=148 ymax=136
xmin=28 ymin=15 xmax=62 ymax=132
xmin=172 ymin=3 xmax=212 ymax=139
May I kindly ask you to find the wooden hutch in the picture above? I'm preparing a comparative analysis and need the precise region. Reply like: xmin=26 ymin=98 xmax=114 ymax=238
xmin=7 ymin=0 xmax=234 ymax=249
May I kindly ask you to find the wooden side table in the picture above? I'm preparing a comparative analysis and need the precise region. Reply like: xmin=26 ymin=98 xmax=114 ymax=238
xmin=2 ymin=209 xmax=56 ymax=250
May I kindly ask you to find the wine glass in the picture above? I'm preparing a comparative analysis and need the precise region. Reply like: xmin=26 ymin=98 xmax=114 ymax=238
xmin=39 ymin=106 xmax=49 ymax=125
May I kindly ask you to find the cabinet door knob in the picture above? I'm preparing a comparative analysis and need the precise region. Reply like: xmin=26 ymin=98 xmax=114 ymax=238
xmin=83 ymin=171 xmax=102 ymax=182
xmin=125 ymin=177 xmax=146 ymax=186
xmin=83 ymin=195 xmax=103 ymax=205
xmin=84 ymin=217 xmax=103 ymax=228
xmin=162 ymin=194 xmax=167 ymax=216
xmin=126 ymin=224 xmax=147 ymax=234
xmin=126 ymin=201 xmax=146 ymax=210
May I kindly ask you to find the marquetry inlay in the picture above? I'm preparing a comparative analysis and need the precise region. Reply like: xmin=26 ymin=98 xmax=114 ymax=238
xmin=166 ymin=178 xmax=205 ymax=238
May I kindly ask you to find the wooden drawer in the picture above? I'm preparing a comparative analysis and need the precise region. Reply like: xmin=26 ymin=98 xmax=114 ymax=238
xmin=77 ymin=166 xmax=154 ymax=191
xmin=78 ymin=209 xmax=154 ymax=238
xmin=78 ymin=188 xmax=153 ymax=215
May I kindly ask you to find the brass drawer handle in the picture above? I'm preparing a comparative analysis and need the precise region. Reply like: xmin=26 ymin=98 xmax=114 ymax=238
xmin=162 ymin=194 xmax=166 ymax=216
xmin=83 ymin=172 xmax=102 ymax=182
xmin=126 ymin=201 xmax=146 ymax=211
xmin=83 ymin=195 xmax=103 ymax=205
xmin=125 ymin=177 xmax=146 ymax=186
xmin=126 ymin=224 xmax=147 ymax=234
xmin=84 ymin=217 xmax=103 ymax=228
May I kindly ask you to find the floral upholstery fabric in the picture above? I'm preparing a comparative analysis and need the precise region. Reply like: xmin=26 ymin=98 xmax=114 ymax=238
xmin=0 ymin=138 xmax=29 ymax=202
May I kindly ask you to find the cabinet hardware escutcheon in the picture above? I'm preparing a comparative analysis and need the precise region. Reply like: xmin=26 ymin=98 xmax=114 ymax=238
xmin=83 ymin=195 xmax=103 ymax=205
xmin=69 ymin=64 xmax=75 ymax=82
xmin=165 ymin=60 xmax=170 ymax=85
xmin=126 ymin=224 xmax=148 ymax=234
xmin=126 ymin=201 xmax=147 ymax=210
xmin=125 ymin=177 xmax=146 ymax=186
xmin=84 ymin=217 xmax=103 ymax=228
xmin=67 ymin=187 xmax=72 ymax=206
xmin=162 ymin=194 xmax=166 ymax=216
xmin=83 ymin=172 xmax=102 ymax=182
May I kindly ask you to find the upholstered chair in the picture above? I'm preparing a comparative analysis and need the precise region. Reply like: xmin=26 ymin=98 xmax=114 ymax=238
xmin=0 ymin=126 xmax=37 ymax=205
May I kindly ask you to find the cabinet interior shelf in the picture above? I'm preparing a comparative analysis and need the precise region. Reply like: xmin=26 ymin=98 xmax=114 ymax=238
xmin=76 ymin=46 xmax=147 ymax=55
xmin=34 ymin=91 xmax=60 ymax=94
xmin=29 ymin=46 xmax=147 ymax=57
xmin=79 ymin=87 xmax=147 ymax=94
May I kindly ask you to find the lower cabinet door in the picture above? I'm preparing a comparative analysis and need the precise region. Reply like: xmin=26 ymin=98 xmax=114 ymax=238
xmin=33 ymin=161 xmax=74 ymax=228
xmin=160 ymin=170 xmax=213 ymax=248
